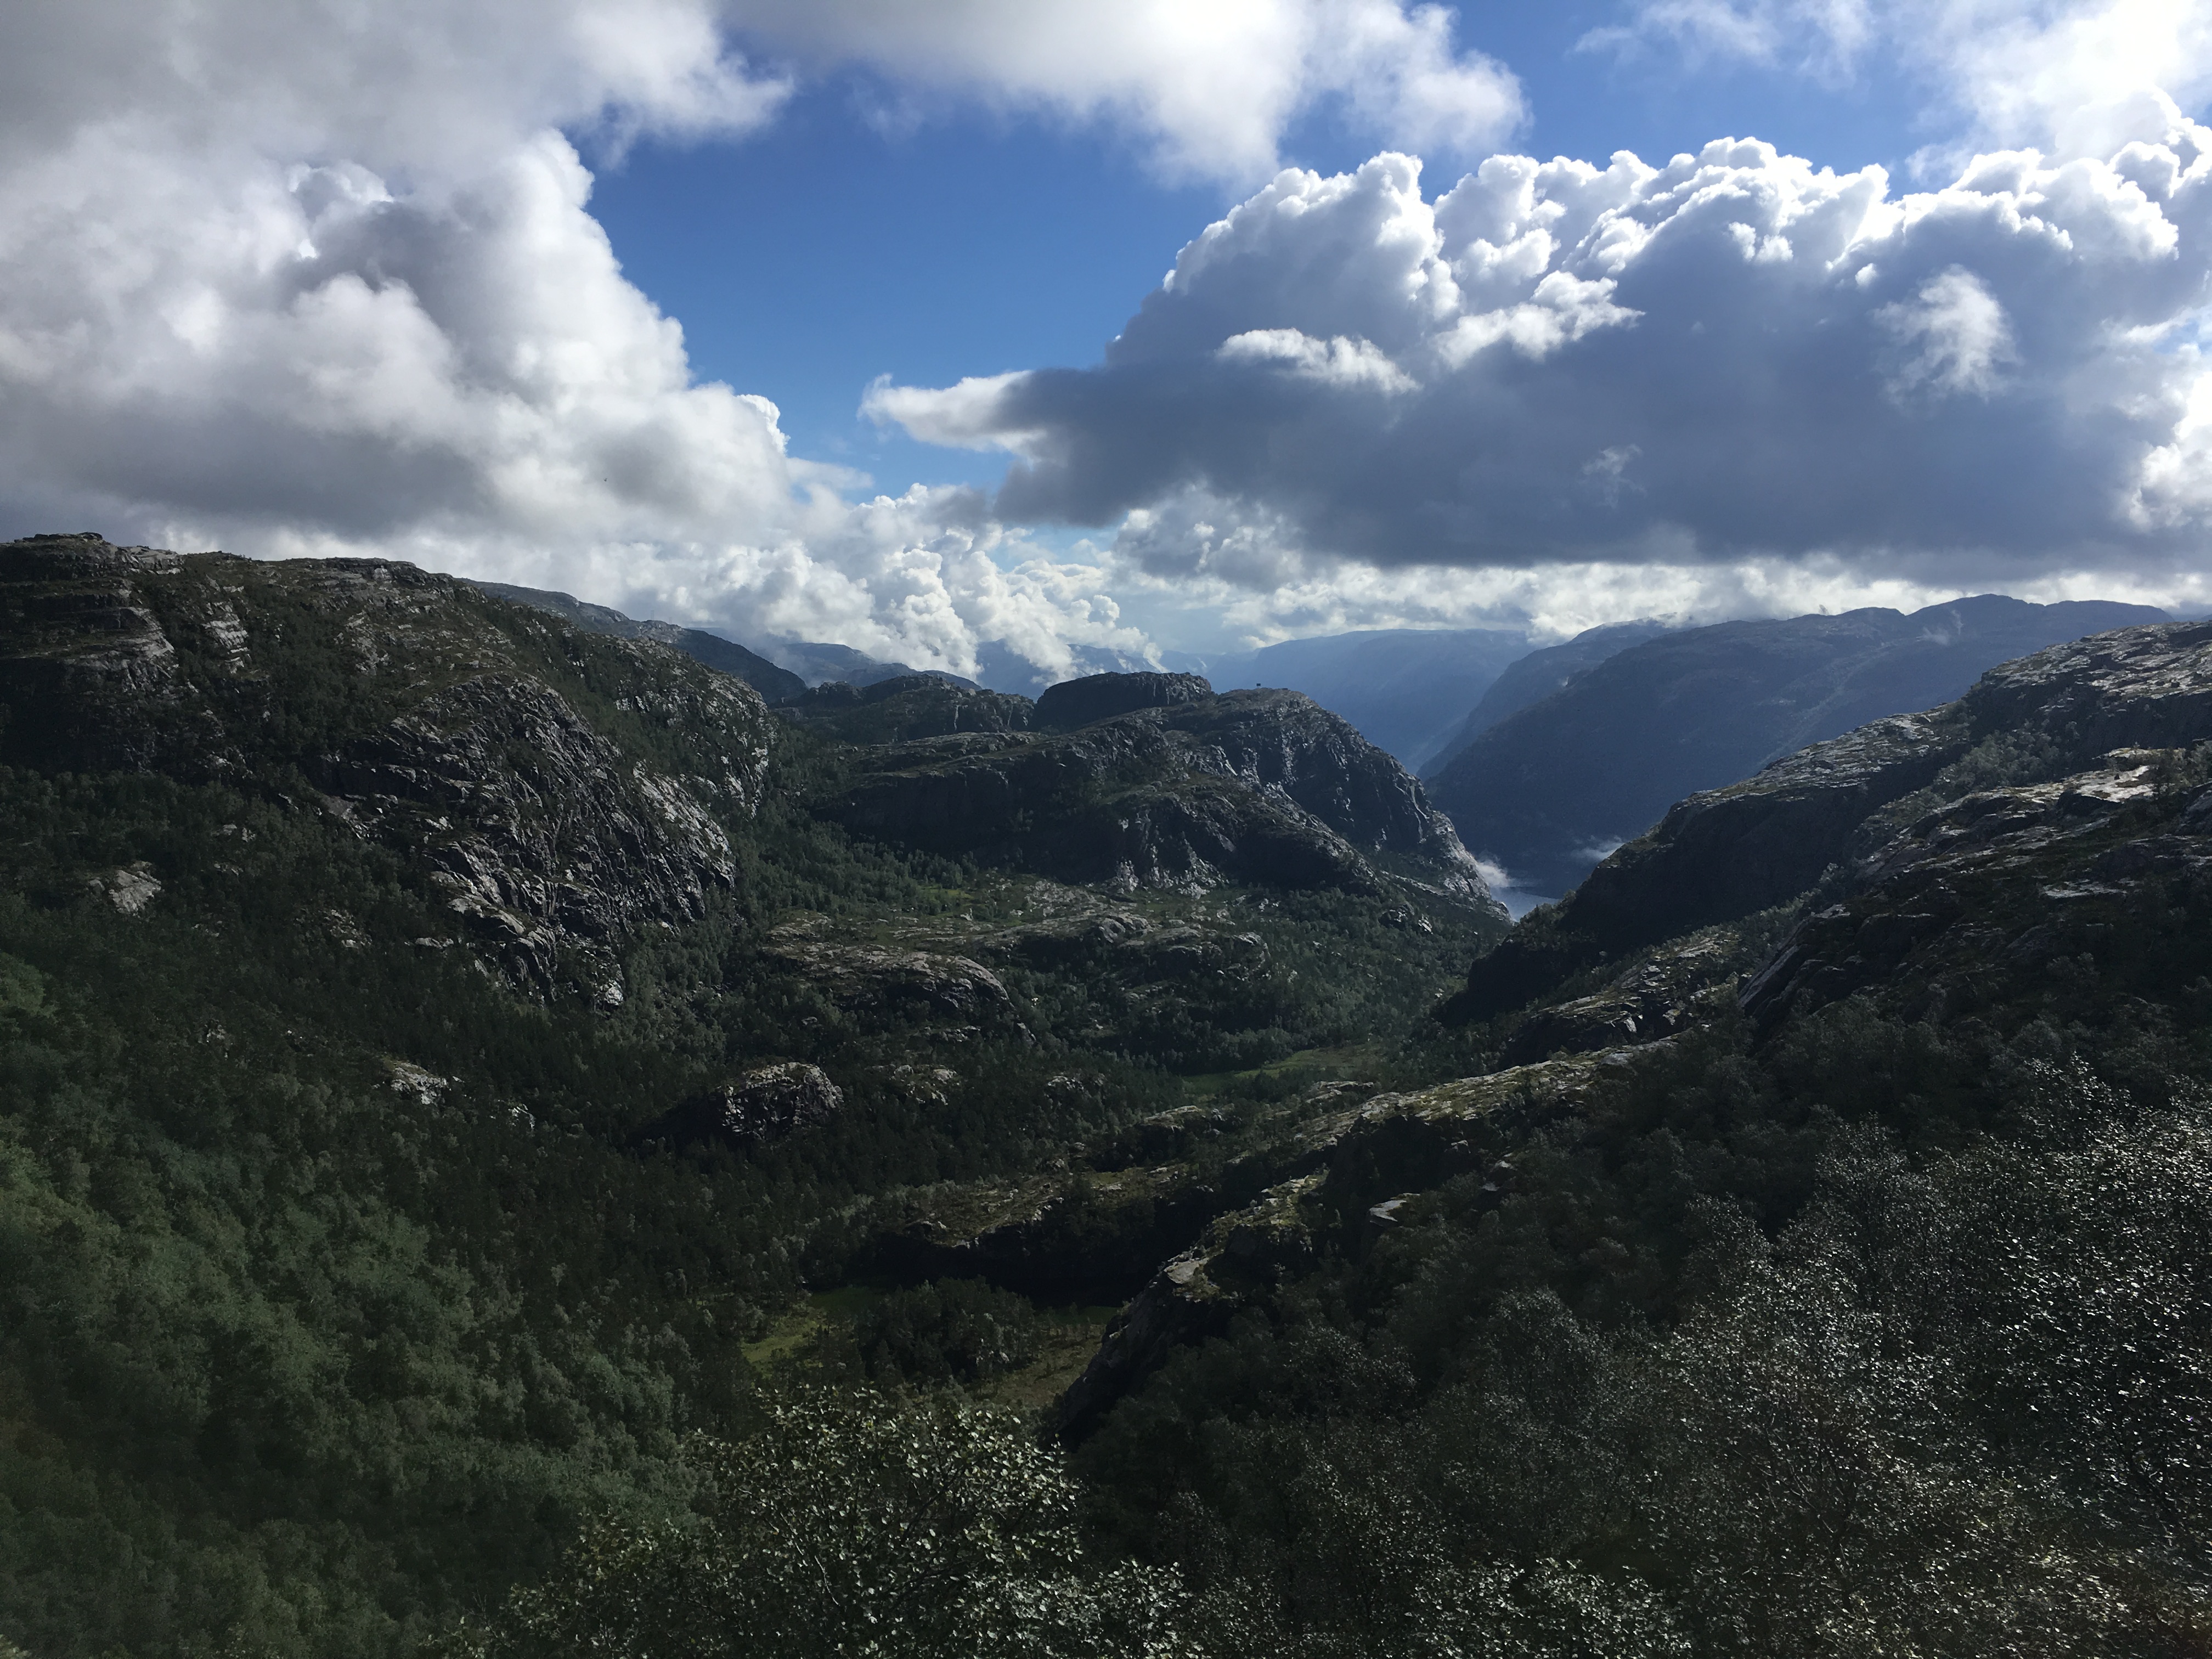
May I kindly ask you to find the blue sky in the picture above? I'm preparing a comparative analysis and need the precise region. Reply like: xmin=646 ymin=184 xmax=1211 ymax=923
xmin=590 ymin=4 xmax=1938 ymax=501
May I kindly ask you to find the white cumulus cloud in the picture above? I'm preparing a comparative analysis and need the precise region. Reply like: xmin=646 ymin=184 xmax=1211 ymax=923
xmin=1583 ymin=0 xmax=2212 ymax=166
xmin=874 ymin=120 xmax=2212 ymax=612
xmin=0 ymin=0 xmax=1522 ymax=681
xmin=726 ymin=0 xmax=1523 ymax=182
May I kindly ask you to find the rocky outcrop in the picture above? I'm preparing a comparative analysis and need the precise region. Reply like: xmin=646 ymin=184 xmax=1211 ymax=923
xmin=1498 ymin=934 xmax=1740 ymax=1065
xmin=1452 ymin=713 xmax=1962 ymax=1021
xmin=777 ymin=675 xmax=1035 ymax=743
xmin=823 ymin=686 xmax=1493 ymax=901
xmin=1452 ymin=620 xmax=2212 ymax=1025
xmin=0 ymin=533 xmax=229 ymax=772
xmin=647 ymin=1062 xmax=846 ymax=1148
xmin=307 ymin=674 xmax=740 ymax=988
xmin=1427 ymin=596 xmax=2166 ymax=895
xmin=1036 ymin=670 xmax=1212 ymax=729
xmin=1739 ymin=748 xmax=2212 ymax=1030
xmin=0 ymin=534 xmax=775 ymax=996
xmin=1056 ymin=1060 xmax=1598 ymax=1438
xmin=765 ymin=922 xmax=1022 ymax=1035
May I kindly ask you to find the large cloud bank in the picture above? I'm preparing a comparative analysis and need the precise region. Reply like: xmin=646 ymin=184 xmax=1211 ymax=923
xmin=0 ymin=1 xmax=1518 ymax=678
xmin=873 ymin=114 xmax=2212 ymax=613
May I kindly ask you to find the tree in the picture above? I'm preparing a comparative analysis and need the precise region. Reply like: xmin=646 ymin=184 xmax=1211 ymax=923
xmin=439 ymin=1390 xmax=1195 ymax=1658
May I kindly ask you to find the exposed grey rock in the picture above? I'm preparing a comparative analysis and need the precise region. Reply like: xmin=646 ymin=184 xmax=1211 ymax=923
xmin=1738 ymin=749 xmax=2210 ymax=1029
xmin=308 ymin=673 xmax=739 ymax=987
xmin=0 ymin=533 xmax=225 ymax=772
xmin=776 ymin=674 xmax=1035 ymax=743
xmin=0 ymin=534 xmax=775 ymax=995
xmin=656 ymin=1062 xmax=845 ymax=1147
xmin=88 ymin=862 xmax=162 ymax=915
xmin=1499 ymin=934 xmax=1737 ymax=1064
xmin=1054 ymin=1061 xmax=1598 ymax=1438
xmin=1427 ymin=596 xmax=2167 ymax=895
xmin=1454 ymin=620 xmax=2212 ymax=1024
xmin=766 ymin=924 xmax=1019 ymax=1027
xmin=824 ymin=687 xmax=1494 ymax=903
xmin=385 ymin=1060 xmax=450 ymax=1106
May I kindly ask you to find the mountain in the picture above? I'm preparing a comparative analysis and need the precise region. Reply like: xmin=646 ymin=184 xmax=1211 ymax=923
xmin=1185 ymin=627 xmax=1532 ymax=770
xmin=811 ymin=670 xmax=1490 ymax=898
xmin=470 ymin=579 xmax=806 ymax=702
xmin=1449 ymin=613 xmax=2212 ymax=1024
xmin=470 ymin=582 xmax=991 ymax=697
xmin=763 ymin=637 xmax=981 ymax=691
xmin=0 ymin=532 xmax=1507 ymax=1655
xmin=13 ymin=529 xmax=2212 ymax=1659
xmin=1418 ymin=618 xmax=1677 ymax=777
xmin=1425 ymin=595 xmax=2167 ymax=896
xmin=503 ymin=612 xmax=2212 ymax=1658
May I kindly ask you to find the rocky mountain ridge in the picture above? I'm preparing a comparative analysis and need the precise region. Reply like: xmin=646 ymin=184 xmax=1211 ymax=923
xmin=1455 ymin=616 xmax=2212 ymax=1023
xmin=2 ymin=533 xmax=771 ymax=996
xmin=1426 ymin=595 xmax=2168 ymax=894
xmin=820 ymin=675 xmax=1491 ymax=901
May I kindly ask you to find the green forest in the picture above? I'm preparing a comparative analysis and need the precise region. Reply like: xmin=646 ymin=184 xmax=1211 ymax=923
xmin=4 ymin=539 xmax=2212 ymax=1656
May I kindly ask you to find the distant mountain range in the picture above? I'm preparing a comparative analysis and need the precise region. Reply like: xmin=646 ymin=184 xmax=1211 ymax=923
xmin=1176 ymin=628 xmax=1532 ymax=770
xmin=471 ymin=580 xmax=807 ymax=701
xmin=472 ymin=582 xmax=983 ymax=696
xmin=1419 ymin=619 xmax=1678 ymax=778
xmin=1424 ymin=595 xmax=2169 ymax=896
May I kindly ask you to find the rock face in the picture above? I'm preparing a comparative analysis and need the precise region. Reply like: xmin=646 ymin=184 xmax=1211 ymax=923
xmin=765 ymin=923 xmax=1023 ymax=1035
xmin=0 ymin=533 xmax=773 ymax=994
xmin=1453 ymin=619 xmax=2212 ymax=1023
xmin=1054 ymin=1061 xmax=1596 ymax=1438
xmin=1035 ymin=670 xmax=1213 ymax=730
xmin=777 ymin=675 xmax=1035 ymax=743
xmin=1427 ymin=596 xmax=2166 ymax=895
xmin=824 ymin=681 xmax=1492 ymax=901
xmin=650 ymin=1062 xmax=845 ymax=1148
xmin=1738 ymin=749 xmax=2212 ymax=1030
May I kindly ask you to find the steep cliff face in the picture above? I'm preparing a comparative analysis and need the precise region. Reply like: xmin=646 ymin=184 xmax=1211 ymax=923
xmin=1428 ymin=597 xmax=2167 ymax=894
xmin=1453 ymin=619 xmax=2212 ymax=1023
xmin=0 ymin=533 xmax=771 ymax=995
xmin=1739 ymin=748 xmax=2212 ymax=1031
xmin=778 ymin=674 xmax=1036 ymax=743
xmin=820 ymin=676 xmax=1491 ymax=901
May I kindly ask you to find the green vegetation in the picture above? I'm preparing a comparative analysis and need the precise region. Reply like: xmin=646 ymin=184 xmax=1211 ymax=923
xmin=0 ymin=692 xmax=1498 ymax=1654
xmin=8 ymin=547 xmax=2209 ymax=1658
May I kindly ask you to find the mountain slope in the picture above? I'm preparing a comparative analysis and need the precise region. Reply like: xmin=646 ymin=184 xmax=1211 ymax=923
xmin=1190 ymin=628 xmax=1532 ymax=770
xmin=1418 ymin=618 xmax=1676 ymax=778
xmin=1452 ymin=614 xmax=2212 ymax=1021
xmin=1426 ymin=595 xmax=2166 ymax=895
xmin=470 ymin=579 xmax=805 ymax=702
xmin=474 ymin=610 xmax=2212 ymax=1659
xmin=817 ymin=672 xmax=1493 ymax=900
xmin=0 ymin=533 xmax=1511 ymax=1656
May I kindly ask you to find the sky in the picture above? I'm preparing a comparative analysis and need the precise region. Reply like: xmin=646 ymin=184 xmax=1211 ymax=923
xmin=2 ymin=1 xmax=2210 ymax=683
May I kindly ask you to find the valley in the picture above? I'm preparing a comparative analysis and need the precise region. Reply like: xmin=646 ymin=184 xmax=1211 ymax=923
xmin=4 ymin=532 xmax=2211 ymax=1657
